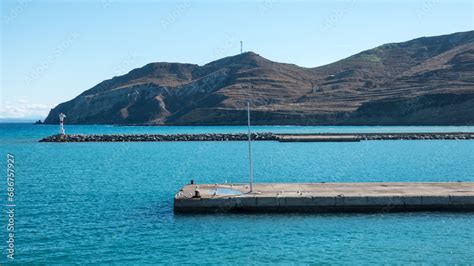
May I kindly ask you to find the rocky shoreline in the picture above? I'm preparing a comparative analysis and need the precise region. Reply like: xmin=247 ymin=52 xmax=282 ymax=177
xmin=38 ymin=132 xmax=474 ymax=142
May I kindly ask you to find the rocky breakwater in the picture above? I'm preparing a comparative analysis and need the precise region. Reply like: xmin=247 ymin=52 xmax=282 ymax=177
xmin=39 ymin=133 xmax=278 ymax=142
xmin=39 ymin=132 xmax=474 ymax=143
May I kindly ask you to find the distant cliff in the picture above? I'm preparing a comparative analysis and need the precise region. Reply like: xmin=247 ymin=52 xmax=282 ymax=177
xmin=44 ymin=31 xmax=474 ymax=125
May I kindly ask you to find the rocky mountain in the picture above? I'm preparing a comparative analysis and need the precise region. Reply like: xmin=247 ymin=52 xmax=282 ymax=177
xmin=44 ymin=31 xmax=474 ymax=125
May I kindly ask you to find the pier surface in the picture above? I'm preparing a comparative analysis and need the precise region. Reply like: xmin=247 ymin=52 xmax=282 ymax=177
xmin=174 ymin=182 xmax=474 ymax=213
xmin=39 ymin=132 xmax=474 ymax=142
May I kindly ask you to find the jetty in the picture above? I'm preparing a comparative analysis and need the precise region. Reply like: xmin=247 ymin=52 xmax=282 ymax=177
xmin=39 ymin=132 xmax=474 ymax=142
xmin=174 ymin=182 xmax=474 ymax=213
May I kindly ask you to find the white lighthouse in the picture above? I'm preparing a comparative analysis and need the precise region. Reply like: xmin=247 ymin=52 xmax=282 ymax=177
xmin=59 ymin=113 xmax=66 ymax=135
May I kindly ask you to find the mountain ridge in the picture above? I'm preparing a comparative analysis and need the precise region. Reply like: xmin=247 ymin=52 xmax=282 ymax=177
xmin=44 ymin=30 xmax=474 ymax=125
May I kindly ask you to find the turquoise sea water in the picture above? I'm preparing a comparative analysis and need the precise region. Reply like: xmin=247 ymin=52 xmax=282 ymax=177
xmin=1 ymin=124 xmax=474 ymax=264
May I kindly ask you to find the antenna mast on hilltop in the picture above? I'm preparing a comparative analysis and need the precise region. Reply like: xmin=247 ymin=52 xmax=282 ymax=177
xmin=240 ymin=41 xmax=243 ymax=54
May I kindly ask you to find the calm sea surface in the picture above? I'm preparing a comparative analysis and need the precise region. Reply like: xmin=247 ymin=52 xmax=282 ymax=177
xmin=1 ymin=124 xmax=473 ymax=263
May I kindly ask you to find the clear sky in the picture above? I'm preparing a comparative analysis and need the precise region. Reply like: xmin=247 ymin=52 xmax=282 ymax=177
xmin=1 ymin=0 xmax=473 ymax=119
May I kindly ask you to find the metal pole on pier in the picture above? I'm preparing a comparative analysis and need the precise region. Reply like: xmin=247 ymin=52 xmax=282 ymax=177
xmin=247 ymin=101 xmax=253 ymax=193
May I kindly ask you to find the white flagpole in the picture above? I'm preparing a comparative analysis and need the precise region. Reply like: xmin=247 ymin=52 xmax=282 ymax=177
xmin=247 ymin=101 xmax=253 ymax=193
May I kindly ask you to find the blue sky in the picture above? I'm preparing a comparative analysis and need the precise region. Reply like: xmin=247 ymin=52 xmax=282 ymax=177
xmin=1 ymin=0 xmax=473 ymax=119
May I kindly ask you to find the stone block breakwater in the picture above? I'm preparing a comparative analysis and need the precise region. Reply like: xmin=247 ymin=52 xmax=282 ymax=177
xmin=39 ymin=133 xmax=278 ymax=142
xmin=39 ymin=132 xmax=474 ymax=142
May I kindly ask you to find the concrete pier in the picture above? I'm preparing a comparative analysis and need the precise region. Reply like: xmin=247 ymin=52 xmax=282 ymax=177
xmin=174 ymin=182 xmax=474 ymax=213
xmin=278 ymin=134 xmax=360 ymax=142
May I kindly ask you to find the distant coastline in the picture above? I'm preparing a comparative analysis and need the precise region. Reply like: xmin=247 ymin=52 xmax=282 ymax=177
xmin=0 ymin=118 xmax=41 ymax=123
